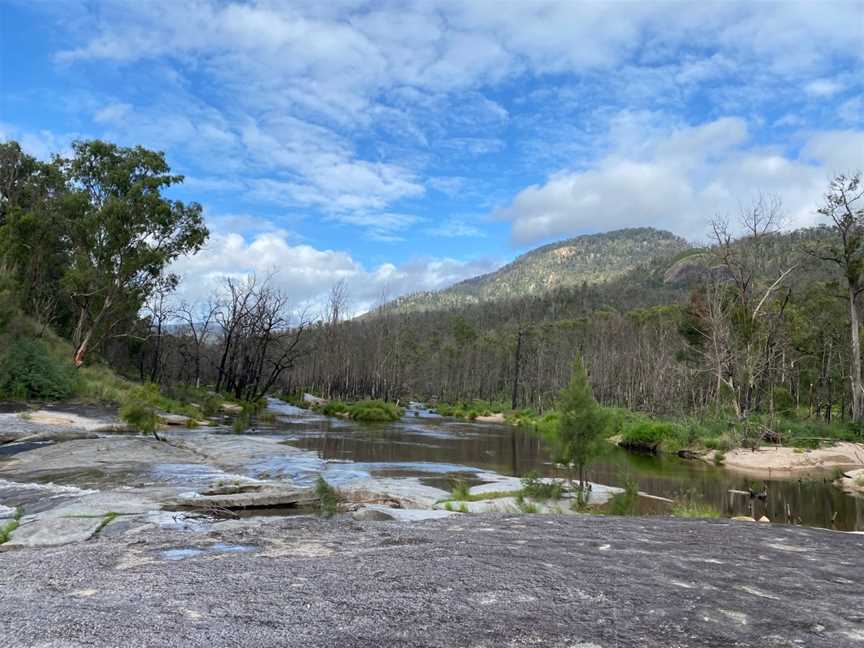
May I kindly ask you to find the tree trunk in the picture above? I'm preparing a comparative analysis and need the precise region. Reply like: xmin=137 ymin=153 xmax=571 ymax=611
xmin=511 ymin=330 xmax=523 ymax=410
xmin=848 ymin=282 xmax=863 ymax=421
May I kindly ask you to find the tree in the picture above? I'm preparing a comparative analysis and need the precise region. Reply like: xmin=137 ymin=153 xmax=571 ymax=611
xmin=0 ymin=141 xmax=69 ymax=331
xmin=550 ymin=357 xmax=608 ymax=492
xmin=57 ymin=140 xmax=208 ymax=365
xmin=811 ymin=173 xmax=864 ymax=420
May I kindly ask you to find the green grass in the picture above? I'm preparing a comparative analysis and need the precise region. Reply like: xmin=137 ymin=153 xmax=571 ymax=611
xmin=671 ymin=492 xmax=721 ymax=518
xmin=435 ymin=399 xmax=506 ymax=420
xmin=0 ymin=507 xmax=23 ymax=544
xmin=94 ymin=511 xmax=120 ymax=535
xmin=516 ymin=499 xmax=538 ymax=514
xmin=620 ymin=419 xmax=687 ymax=453
xmin=316 ymin=399 xmax=404 ymax=422
xmin=606 ymin=479 xmax=640 ymax=516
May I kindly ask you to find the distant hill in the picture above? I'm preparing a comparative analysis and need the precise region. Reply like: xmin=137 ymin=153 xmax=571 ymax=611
xmin=386 ymin=228 xmax=692 ymax=313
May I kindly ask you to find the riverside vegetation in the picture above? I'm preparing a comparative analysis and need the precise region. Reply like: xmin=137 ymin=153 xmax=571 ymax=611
xmin=1 ymin=137 xmax=863 ymax=511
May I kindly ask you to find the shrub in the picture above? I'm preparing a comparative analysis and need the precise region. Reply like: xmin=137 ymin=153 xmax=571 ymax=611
xmin=620 ymin=419 xmax=686 ymax=453
xmin=607 ymin=479 xmax=639 ymax=516
xmin=315 ymin=476 xmax=342 ymax=517
xmin=348 ymin=400 xmax=403 ymax=422
xmin=0 ymin=338 xmax=76 ymax=400
xmin=450 ymin=480 xmax=471 ymax=501
xmin=672 ymin=491 xmax=721 ymax=518
xmin=120 ymin=398 xmax=159 ymax=435
xmin=320 ymin=401 xmax=350 ymax=416
xmin=520 ymin=471 xmax=563 ymax=500
xmin=770 ymin=386 xmax=796 ymax=417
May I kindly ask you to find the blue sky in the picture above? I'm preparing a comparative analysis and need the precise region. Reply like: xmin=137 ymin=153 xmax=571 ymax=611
xmin=1 ymin=0 xmax=863 ymax=312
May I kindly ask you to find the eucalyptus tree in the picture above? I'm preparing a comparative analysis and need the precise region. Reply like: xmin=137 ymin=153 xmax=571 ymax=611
xmin=57 ymin=140 xmax=208 ymax=365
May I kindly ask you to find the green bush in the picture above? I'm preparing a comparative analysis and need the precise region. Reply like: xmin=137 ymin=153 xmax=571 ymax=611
xmin=348 ymin=400 xmax=403 ymax=422
xmin=520 ymin=471 xmax=563 ymax=500
xmin=620 ymin=419 xmax=686 ymax=453
xmin=770 ymin=386 xmax=796 ymax=416
xmin=0 ymin=338 xmax=76 ymax=400
xmin=120 ymin=399 xmax=159 ymax=435
xmin=315 ymin=476 xmax=342 ymax=517
xmin=320 ymin=401 xmax=350 ymax=416
xmin=607 ymin=479 xmax=640 ymax=516
xmin=450 ymin=480 xmax=471 ymax=500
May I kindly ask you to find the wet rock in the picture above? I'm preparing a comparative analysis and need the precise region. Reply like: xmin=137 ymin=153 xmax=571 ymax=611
xmin=160 ymin=413 xmax=193 ymax=426
xmin=340 ymin=478 xmax=449 ymax=509
xmin=353 ymin=507 xmax=397 ymax=521
xmin=167 ymin=486 xmax=317 ymax=510
xmin=0 ymin=504 xmax=17 ymax=519
xmin=3 ymin=516 xmax=103 ymax=549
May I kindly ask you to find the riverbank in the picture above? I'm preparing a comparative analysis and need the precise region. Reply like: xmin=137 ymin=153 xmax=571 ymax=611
xmin=700 ymin=442 xmax=864 ymax=478
xmin=2 ymin=514 xmax=862 ymax=648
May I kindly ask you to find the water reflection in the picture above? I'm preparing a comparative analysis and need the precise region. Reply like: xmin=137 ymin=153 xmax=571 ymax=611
xmin=273 ymin=405 xmax=864 ymax=531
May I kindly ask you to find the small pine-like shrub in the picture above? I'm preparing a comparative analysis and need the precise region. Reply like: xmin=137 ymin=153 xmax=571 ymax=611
xmin=315 ymin=476 xmax=342 ymax=517
xmin=0 ymin=338 xmax=76 ymax=400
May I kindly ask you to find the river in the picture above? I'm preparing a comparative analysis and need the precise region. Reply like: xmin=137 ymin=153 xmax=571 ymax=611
xmin=265 ymin=401 xmax=864 ymax=531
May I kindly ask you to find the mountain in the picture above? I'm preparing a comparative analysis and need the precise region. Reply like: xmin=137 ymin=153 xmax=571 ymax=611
xmin=387 ymin=227 xmax=692 ymax=314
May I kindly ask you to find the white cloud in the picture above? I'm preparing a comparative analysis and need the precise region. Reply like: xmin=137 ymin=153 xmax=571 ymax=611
xmin=424 ymin=218 xmax=485 ymax=238
xmin=169 ymin=229 xmax=498 ymax=314
xmin=496 ymin=116 xmax=864 ymax=243
xmin=804 ymin=79 xmax=844 ymax=98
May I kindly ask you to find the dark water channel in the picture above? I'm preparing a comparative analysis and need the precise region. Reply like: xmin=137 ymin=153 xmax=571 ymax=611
xmin=268 ymin=404 xmax=864 ymax=531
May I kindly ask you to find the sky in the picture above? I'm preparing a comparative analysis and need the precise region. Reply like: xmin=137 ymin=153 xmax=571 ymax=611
xmin=1 ymin=0 xmax=863 ymax=314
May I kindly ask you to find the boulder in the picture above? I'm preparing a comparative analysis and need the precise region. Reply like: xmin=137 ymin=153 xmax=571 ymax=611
xmin=160 ymin=413 xmax=193 ymax=426
xmin=166 ymin=486 xmax=317 ymax=510
xmin=353 ymin=508 xmax=397 ymax=521
xmin=2 ymin=516 xmax=103 ymax=549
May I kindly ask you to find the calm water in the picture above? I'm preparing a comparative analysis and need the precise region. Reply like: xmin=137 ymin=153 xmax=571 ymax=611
xmin=267 ymin=402 xmax=864 ymax=531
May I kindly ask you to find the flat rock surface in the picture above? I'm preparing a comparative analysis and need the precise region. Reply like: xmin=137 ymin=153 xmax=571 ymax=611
xmin=3 ymin=515 xmax=103 ymax=549
xmin=1 ymin=515 xmax=862 ymax=647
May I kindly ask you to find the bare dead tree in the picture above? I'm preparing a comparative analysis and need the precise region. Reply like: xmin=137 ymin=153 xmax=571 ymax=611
xmin=810 ymin=172 xmax=864 ymax=421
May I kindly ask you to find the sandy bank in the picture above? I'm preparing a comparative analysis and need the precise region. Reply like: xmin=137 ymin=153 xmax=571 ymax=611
xmin=711 ymin=442 xmax=864 ymax=478
xmin=474 ymin=412 xmax=505 ymax=423
xmin=836 ymin=468 xmax=864 ymax=496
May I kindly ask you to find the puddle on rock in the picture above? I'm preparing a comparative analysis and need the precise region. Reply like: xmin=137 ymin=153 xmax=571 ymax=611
xmin=158 ymin=543 xmax=257 ymax=561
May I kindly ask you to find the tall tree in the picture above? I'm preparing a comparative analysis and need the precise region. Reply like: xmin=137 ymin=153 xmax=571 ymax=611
xmin=58 ymin=140 xmax=208 ymax=365
xmin=812 ymin=172 xmax=864 ymax=421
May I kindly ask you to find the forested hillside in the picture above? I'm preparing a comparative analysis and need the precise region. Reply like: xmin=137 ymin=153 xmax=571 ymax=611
xmin=2 ymin=137 xmax=863 ymax=436
xmin=388 ymin=228 xmax=690 ymax=313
